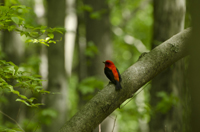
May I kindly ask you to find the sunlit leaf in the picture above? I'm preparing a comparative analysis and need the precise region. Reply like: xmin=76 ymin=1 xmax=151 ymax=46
xmin=48 ymin=33 xmax=54 ymax=39
xmin=16 ymin=99 xmax=31 ymax=106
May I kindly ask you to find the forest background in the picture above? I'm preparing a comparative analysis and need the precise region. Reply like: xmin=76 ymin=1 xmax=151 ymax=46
xmin=0 ymin=0 xmax=200 ymax=132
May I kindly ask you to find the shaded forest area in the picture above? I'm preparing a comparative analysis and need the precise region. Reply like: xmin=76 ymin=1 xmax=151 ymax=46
xmin=0 ymin=0 xmax=200 ymax=132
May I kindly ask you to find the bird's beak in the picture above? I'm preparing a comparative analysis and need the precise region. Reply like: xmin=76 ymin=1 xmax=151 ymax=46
xmin=103 ymin=61 xmax=106 ymax=64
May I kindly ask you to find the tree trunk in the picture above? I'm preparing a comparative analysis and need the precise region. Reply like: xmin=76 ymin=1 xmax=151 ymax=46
xmin=65 ymin=0 xmax=77 ymax=76
xmin=2 ymin=30 xmax=24 ymax=65
xmin=150 ymin=0 xmax=186 ymax=132
xmin=79 ymin=0 xmax=113 ymax=131
xmin=43 ymin=0 xmax=67 ymax=132
xmin=84 ymin=0 xmax=112 ymax=77
xmin=188 ymin=0 xmax=200 ymax=131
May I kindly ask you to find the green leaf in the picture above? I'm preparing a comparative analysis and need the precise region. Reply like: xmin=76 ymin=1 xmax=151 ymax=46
xmin=25 ymin=25 xmax=34 ymax=29
xmin=25 ymin=39 xmax=33 ymax=43
xmin=35 ymin=86 xmax=43 ymax=89
xmin=155 ymin=91 xmax=179 ymax=113
xmin=85 ymin=41 xmax=98 ymax=58
xmin=27 ymin=97 xmax=36 ymax=103
xmin=90 ymin=12 xmax=101 ymax=19
xmin=82 ymin=5 xmax=93 ymax=12
xmin=55 ymin=28 xmax=65 ymax=34
xmin=33 ymin=39 xmax=38 ymax=43
xmin=11 ymin=17 xmax=19 ymax=24
xmin=48 ymin=33 xmax=54 ymax=39
xmin=40 ymin=25 xmax=47 ymax=29
xmin=30 ymin=32 xmax=39 ymax=37
xmin=41 ymin=29 xmax=46 ymax=33
xmin=18 ymin=94 xmax=28 ymax=100
xmin=12 ymin=90 xmax=20 ymax=95
xmin=31 ymin=103 xmax=44 ymax=107
xmin=11 ymin=5 xmax=26 ymax=9
xmin=16 ymin=99 xmax=31 ymax=106
xmin=38 ymin=89 xmax=50 ymax=94
xmin=45 ymin=37 xmax=51 ymax=41
xmin=48 ymin=40 xmax=56 ymax=44
xmin=8 ymin=25 xmax=16 ymax=31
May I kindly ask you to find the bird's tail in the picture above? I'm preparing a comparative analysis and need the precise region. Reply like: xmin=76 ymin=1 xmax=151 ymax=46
xmin=115 ymin=81 xmax=122 ymax=91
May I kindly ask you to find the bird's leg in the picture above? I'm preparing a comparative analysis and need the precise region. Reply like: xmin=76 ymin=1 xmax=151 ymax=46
xmin=108 ymin=81 xmax=112 ymax=84
xmin=107 ymin=81 xmax=113 ymax=86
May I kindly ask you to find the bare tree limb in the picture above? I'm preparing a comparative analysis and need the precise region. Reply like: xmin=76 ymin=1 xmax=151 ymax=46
xmin=58 ymin=28 xmax=191 ymax=132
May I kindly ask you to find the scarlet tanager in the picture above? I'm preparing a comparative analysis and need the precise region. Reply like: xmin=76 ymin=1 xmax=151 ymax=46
xmin=103 ymin=60 xmax=122 ymax=91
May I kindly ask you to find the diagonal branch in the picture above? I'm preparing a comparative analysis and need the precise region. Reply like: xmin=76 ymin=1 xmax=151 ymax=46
xmin=58 ymin=28 xmax=191 ymax=132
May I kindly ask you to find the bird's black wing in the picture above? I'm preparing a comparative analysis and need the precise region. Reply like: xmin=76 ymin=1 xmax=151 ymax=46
xmin=116 ymin=68 xmax=122 ymax=82
xmin=104 ymin=67 xmax=116 ymax=84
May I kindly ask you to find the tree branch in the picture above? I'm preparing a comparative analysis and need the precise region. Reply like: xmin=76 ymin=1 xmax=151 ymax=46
xmin=58 ymin=28 xmax=191 ymax=132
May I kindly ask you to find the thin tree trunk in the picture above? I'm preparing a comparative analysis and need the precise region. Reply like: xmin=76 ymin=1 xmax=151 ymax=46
xmin=84 ymin=0 xmax=112 ymax=77
xmin=43 ymin=0 xmax=67 ymax=132
xmin=188 ymin=0 xmax=200 ymax=131
xmin=65 ymin=0 xmax=77 ymax=76
xmin=79 ymin=0 xmax=113 ymax=131
xmin=2 ymin=30 xmax=24 ymax=65
xmin=150 ymin=0 xmax=186 ymax=131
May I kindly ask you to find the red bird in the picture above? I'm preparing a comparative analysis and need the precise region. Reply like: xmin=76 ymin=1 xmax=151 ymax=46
xmin=103 ymin=60 xmax=122 ymax=91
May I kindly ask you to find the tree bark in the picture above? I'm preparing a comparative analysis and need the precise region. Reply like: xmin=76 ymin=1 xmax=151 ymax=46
xmin=150 ymin=0 xmax=186 ymax=131
xmin=188 ymin=0 xmax=200 ymax=131
xmin=78 ymin=0 xmax=113 ymax=131
xmin=43 ymin=0 xmax=67 ymax=132
xmin=152 ymin=0 xmax=185 ymax=48
xmin=84 ymin=0 xmax=112 ymax=77
xmin=58 ymin=28 xmax=190 ymax=132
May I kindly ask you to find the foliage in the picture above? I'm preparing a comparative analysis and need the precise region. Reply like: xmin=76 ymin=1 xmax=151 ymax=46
xmin=0 ymin=0 xmax=65 ymax=107
xmin=0 ymin=0 xmax=189 ymax=131
xmin=37 ymin=108 xmax=58 ymax=125
xmin=0 ymin=1 xmax=57 ymax=131
xmin=0 ymin=5 xmax=64 ymax=46
xmin=0 ymin=127 xmax=23 ymax=132
xmin=77 ymin=2 xmax=107 ymax=20
xmin=107 ymin=1 xmax=153 ymax=131
xmin=71 ymin=0 xmax=154 ymax=131
xmin=0 ymin=0 xmax=60 ymax=132
xmin=78 ymin=76 xmax=104 ymax=94
xmin=112 ymin=83 xmax=151 ymax=132
xmin=109 ymin=0 xmax=153 ymax=72
xmin=155 ymin=91 xmax=179 ymax=113
xmin=84 ymin=41 xmax=99 ymax=58
xmin=78 ymin=76 xmax=104 ymax=101
xmin=0 ymin=60 xmax=49 ymax=107
xmin=0 ymin=0 xmax=65 ymax=132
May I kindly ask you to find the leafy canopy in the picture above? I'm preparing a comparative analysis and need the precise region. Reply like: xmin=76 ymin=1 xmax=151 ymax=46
xmin=0 ymin=4 xmax=64 ymax=46
xmin=0 ymin=3 xmax=64 ymax=107
xmin=0 ymin=60 xmax=49 ymax=107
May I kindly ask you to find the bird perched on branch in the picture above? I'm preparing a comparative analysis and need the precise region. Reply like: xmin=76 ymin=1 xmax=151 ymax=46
xmin=103 ymin=60 xmax=122 ymax=91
